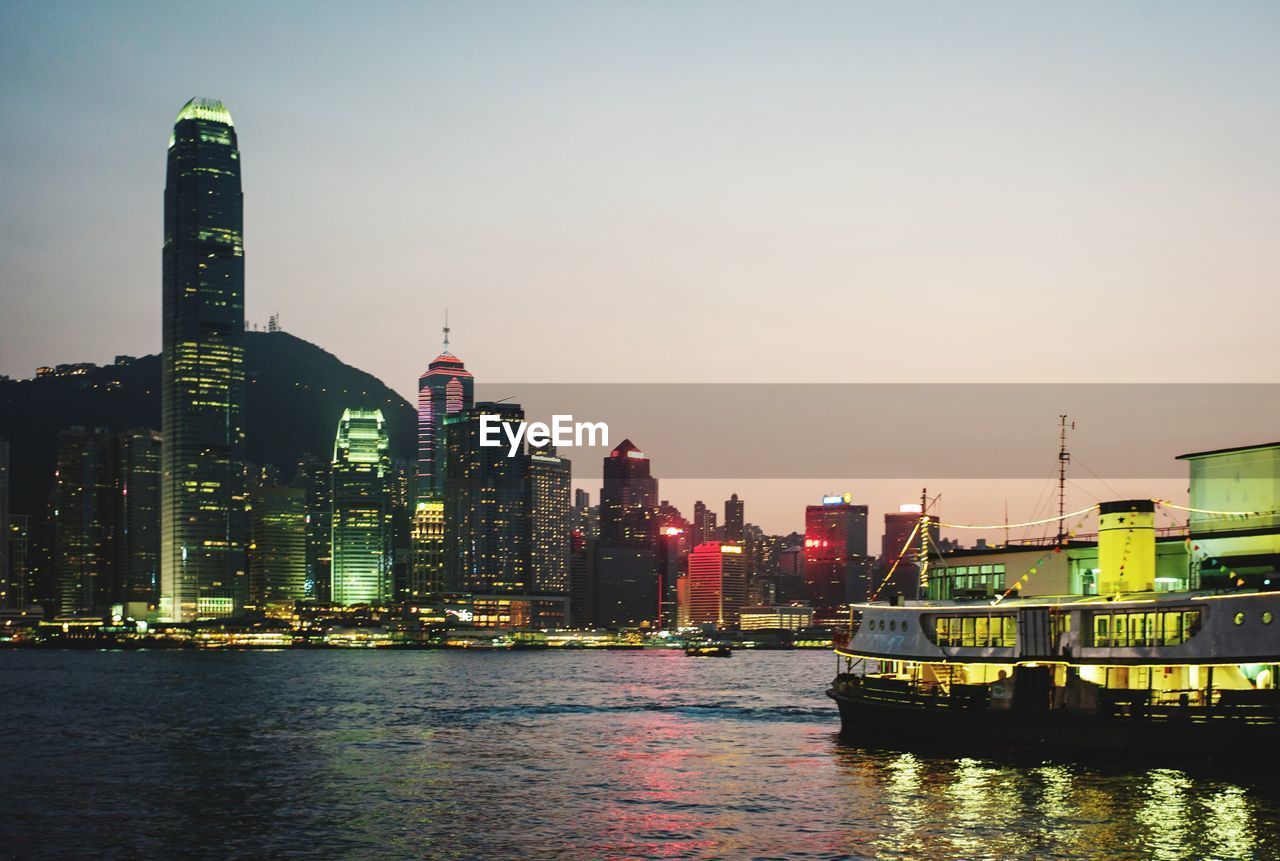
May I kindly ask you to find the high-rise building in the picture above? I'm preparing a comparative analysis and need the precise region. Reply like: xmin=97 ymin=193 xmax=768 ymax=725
xmin=330 ymin=409 xmax=393 ymax=606
xmin=804 ymin=494 xmax=870 ymax=618
xmin=656 ymin=526 xmax=686 ymax=629
xmin=684 ymin=542 xmax=749 ymax=628
xmin=6 ymin=515 xmax=31 ymax=610
xmin=160 ymin=97 xmax=247 ymax=621
xmin=599 ymin=440 xmax=657 ymax=543
xmin=409 ymin=500 xmax=445 ymax=600
xmin=0 ymin=437 xmax=8 ymax=609
xmin=292 ymin=454 xmax=331 ymax=601
xmin=691 ymin=500 xmax=717 ymax=548
xmin=50 ymin=428 xmax=160 ymax=615
xmin=568 ymin=529 xmax=594 ymax=627
xmin=53 ymin=428 xmax=104 ymax=615
xmin=595 ymin=440 xmax=659 ymax=627
xmin=528 ymin=446 xmax=572 ymax=595
xmin=249 ymin=486 xmax=307 ymax=606
xmin=416 ymin=324 xmax=474 ymax=505
xmin=876 ymin=504 xmax=938 ymax=600
xmin=113 ymin=430 xmax=163 ymax=611
xmin=444 ymin=403 xmax=529 ymax=595
xmin=723 ymin=493 xmax=744 ymax=543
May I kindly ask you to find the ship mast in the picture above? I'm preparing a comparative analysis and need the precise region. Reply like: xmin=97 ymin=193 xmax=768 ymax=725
xmin=1056 ymin=414 xmax=1073 ymax=544
xmin=917 ymin=487 xmax=930 ymax=599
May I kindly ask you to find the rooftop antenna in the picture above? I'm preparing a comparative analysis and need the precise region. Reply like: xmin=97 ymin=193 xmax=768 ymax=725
xmin=1057 ymin=414 xmax=1074 ymax=544
xmin=443 ymin=309 xmax=451 ymax=353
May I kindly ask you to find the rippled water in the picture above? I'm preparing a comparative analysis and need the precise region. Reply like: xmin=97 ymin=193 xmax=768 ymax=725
xmin=1 ymin=649 xmax=1277 ymax=860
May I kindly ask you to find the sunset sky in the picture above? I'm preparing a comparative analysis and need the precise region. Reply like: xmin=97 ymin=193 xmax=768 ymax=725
xmin=3 ymin=1 xmax=1278 ymax=534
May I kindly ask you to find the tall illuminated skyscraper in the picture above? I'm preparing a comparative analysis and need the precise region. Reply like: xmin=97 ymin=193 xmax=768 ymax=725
xmin=330 ymin=409 xmax=393 ymax=606
xmin=413 ymin=320 xmax=473 ymax=599
xmin=528 ymin=445 xmax=571 ymax=595
xmin=160 ymin=98 xmax=246 ymax=621
xmin=803 ymin=494 xmax=870 ymax=620
xmin=416 ymin=320 xmax=474 ymax=505
xmin=249 ymin=486 xmax=307 ymax=607
xmin=443 ymin=403 xmax=529 ymax=595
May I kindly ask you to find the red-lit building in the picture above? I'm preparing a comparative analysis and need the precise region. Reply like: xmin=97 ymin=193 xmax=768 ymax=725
xmin=683 ymin=542 xmax=749 ymax=628
xmin=804 ymin=494 xmax=870 ymax=619
xmin=875 ymin=504 xmax=939 ymax=601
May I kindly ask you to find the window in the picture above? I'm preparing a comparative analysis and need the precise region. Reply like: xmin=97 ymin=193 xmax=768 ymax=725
xmin=1264 ymin=611 xmax=1273 ymax=625
xmin=1090 ymin=608 xmax=1202 ymax=646
xmin=1234 ymin=612 xmax=1245 ymax=626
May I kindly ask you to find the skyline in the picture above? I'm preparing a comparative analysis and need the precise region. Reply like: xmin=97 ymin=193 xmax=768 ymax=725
xmin=4 ymin=2 xmax=1278 ymax=533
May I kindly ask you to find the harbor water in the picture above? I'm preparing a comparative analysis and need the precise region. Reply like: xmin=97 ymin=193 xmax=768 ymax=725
xmin=1 ymin=649 xmax=1276 ymax=860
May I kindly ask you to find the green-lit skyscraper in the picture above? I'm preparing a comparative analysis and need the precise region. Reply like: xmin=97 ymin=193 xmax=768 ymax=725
xmin=331 ymin=409 xmax=393 ymax=606
xmin=160 ymin=98 xmax=247 ymax=621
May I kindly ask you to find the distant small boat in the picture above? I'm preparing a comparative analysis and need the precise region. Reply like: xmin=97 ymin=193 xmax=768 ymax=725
xmin=685 ymin=643 xmax=732 ymax=657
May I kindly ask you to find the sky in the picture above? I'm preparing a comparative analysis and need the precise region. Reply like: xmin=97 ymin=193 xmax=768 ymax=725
xmin=2 ymin=1 xmax=1278 ymax=535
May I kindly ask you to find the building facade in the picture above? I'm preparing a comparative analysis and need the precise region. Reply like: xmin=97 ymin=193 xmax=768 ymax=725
xmin=330 ymin=409 xmax=393 ymax=606
xmin=684 ymin=542 xmax=749 ymax=628
xmin=803 ymin=495 xmax=870 ymax=618
xmin=249 ymin=486 xmax=307 ymax=606
xmin=160 ymin=97 xmax=247 ymax=621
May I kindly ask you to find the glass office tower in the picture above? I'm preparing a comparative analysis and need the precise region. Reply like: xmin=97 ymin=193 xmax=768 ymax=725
xmin=160 ymin=98 xmax=247 ymax=621
xmin=331 ymin=409 xmax=393 ymax=606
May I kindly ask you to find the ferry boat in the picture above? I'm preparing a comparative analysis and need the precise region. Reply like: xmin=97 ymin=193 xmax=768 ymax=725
xmin=829 ymin=441 xmax=1280 ymax=766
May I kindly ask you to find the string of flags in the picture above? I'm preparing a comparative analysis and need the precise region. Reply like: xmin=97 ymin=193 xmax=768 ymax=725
xmin=991 ymin=507 xmax=1096 ymax=606
xmin=940 ymin=504 xmax=1098 ymax=531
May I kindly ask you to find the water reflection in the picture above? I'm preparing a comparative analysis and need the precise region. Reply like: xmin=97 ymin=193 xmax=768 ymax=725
xmin=831 ymin=740 xmax=1273 ymax=861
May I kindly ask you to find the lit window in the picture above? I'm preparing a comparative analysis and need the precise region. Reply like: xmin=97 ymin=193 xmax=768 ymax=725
xmin=1234 ymin=612 xmax=1245 ymax=626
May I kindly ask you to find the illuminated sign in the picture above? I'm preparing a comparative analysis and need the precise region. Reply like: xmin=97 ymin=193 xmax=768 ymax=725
xmin=721 ymin=545 xmax=743 ymax=554
xmin=822 ymin=493 xmax=854 ymax=506
xmin=899 ymin=503 xmax=922 ymax=514
xmin=446 ymin=608 xmax=474 ymax=623
xmin=662 ymin=527 xmax=683 ymax=536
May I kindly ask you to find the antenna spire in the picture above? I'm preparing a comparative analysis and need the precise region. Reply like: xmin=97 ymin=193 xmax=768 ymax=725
xmin=443 ymin=309 xmax=451 ymax=352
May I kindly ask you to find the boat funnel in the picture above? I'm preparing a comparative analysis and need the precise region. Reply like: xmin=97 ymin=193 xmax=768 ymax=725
xmin=1097 ymin=499 xmax=1156 ymax=594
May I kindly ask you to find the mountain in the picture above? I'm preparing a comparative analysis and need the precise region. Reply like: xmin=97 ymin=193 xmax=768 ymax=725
xmin=0 ymin=331 xmax=416 ymax=516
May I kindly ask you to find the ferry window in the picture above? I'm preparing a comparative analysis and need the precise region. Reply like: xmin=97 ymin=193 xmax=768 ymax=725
xmin=935 ymin=618 xmax=947 ymax=644
xmin=948 ymin=617 xmax=960 ymax=645
xmin=888 ymin=620 xmax=896 ymax=632
xmin=1095 ymin=614 xmax=1110 ymax=647
xmin=961 ymin=616 xmax=976 ymax=647
xmin=1115 ymin=614 xmax=1129 ymax=646
xmin=1185 ymin=610 xmax=1201 ymax=636
xmin=1234 ymin=612 xmax=1245 ymax=626
xmin=976 ymin=616 xmax=990 ymax=647
xmin=1162 ymin=612 xmax=1181 ymax=645
xmin=1002 ymin=616 xmax=1017 ymax=647
xmin=980 ymin=565 xmax=992 ymax=575
xmin=1264 ymin=611 xmax=1274 ymax=625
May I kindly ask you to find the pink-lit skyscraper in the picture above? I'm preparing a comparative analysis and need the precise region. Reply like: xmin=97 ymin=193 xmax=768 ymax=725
xmin=416 ymin=318 xmax=473 ymax=505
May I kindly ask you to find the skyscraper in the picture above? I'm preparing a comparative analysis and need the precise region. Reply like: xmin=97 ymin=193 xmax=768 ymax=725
xmin=723 ymin=493 xmax=744 ymax=543
xmin=292 ymin=453 xmax=331 ymax=601
xmin=330 ymin=409 xmax=393 ymax=606
xmin=249 ymin=486 xmax=307 ymax=607
xmin=160 ymin=98 xmax=247 ymax=621
xmin=416 ymin=322 xmax=474 ymax=505
xmin=413 ymin=323 xmax=473 ymax=600
xmin=528 ymin=445 xmax=572 ymax=595
xmin=444 ymin=403 xmax=529 ymax=596
xmin=804 ymin=494 xmax=870 ymax=620
xmin=876 ymin=504 xmax=937 ymax=601
xmin=691 ymin=500 xmax=717 ymax=548
xmin=595 ymin=440 xmax=659 ymax=627
xmin=684 ymin=542 xmax=749 ymax=628
xmin=599 ymin=440 xmax=657 ymax=543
